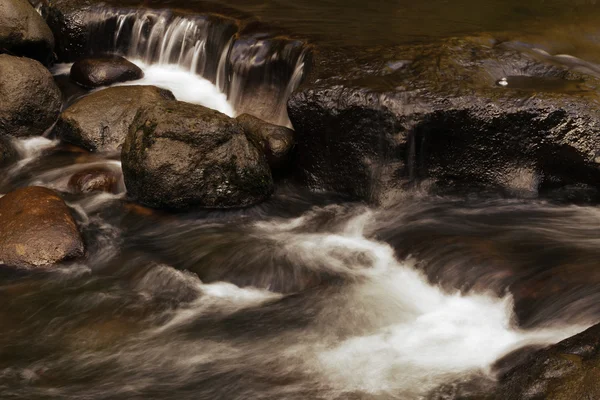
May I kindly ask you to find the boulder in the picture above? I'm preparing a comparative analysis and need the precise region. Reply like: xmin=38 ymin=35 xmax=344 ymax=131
xmin=68 ymin=166 xmax=121 ymax=193
xmin=70 ymin=55 xmax=143 ymax=88
xmin=490 ymin=323 xmax=600 ymax=399
xmin=0 ymin=54 xmax=62 ymax=137
xmin=288 ymin=37 xmax=600 ymax=204
xmin=0 ymin=136 xmax=18 ymax=168
xmin=122 ymin=100 xmax=273 ymax=209
xmin=0 ymin=0 xmax=55 ymax=65
xmin=236 ymin=113 xmax=295 ymax=170
xmin=54 ymin=85 xmax=175 ymax=152
xmin=0 ymin=186 xmax=84 ymax=268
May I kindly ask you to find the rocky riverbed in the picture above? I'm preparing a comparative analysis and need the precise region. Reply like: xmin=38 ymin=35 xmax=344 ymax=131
xmin=2 ymin=0 xmax=600 ymax=398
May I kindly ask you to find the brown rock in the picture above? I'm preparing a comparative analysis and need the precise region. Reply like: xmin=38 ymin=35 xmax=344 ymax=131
xmin=0 ymin=54 xmax=62 ymax=137
xmin=0 ymin=186 xmax=84 ymax=268
xmin=54 ymin=85 xmax=175 ymax=152
xmin=0 ymin=0 xmax=55 ymax=65
xmin=236 ymin=113 xmax=295 ymax=170
xmin=70 ymin=55 xmax=144 ymax=88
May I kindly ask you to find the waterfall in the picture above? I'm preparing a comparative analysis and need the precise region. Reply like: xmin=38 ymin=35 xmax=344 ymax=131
xmin=74 ymin=6 xmax=307 ymax=126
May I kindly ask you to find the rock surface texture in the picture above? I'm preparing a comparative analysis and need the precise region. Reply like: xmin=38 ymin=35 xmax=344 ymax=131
xmin=288 ymin=37 xmax=600 ymax=204
xmin=490 ymin=323 xmax=600 ymax=399
xmin=54 ymin=85 xmax=175 ymax=152
xmin=236 ymin=113 xmax=295 ymax=170
xmin=0 ymin=54 xmax=62 ymax=137
xmin=0 ymin=186 xmax=84 ymax=268
xmin=122 ymin=101 xmax=273 ymax=209
xmin=0 ymin=0 xmax=55 ymax=65
xmin=70 ymin=55 xmax=144 ymax=88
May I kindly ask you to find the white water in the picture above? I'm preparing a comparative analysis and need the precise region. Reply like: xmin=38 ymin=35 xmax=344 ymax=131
xmin=116 ymin=60 xmax=235 ymax=116
xmin=53 ymin=61 xmax=234 ymax=116
xmin=251 ymin=207 xmax=587 ymax=397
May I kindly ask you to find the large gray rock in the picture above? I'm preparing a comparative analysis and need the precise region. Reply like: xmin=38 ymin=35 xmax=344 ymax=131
xmin=70 ymin=55 xmax=144 ymax=88
xmin=0 ymin=186 xmax=84 ymax=268
xmin=0 ymin=54 xmax=62 ymax=137
xmin=288 ymin=37 xmax=600 ymax=204
xmin=122 ymin=101 xmax=274 ymax=209
xmin=0 ymin=0 xmax=55 ymax=65
xmin=54 ymin=85 xmax=175 ymax=152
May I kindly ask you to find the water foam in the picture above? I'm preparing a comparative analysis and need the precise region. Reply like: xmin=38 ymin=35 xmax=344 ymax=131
xmin=116 ymin=60 xmax=235 ymax=116
xmin=255 ymin=207 xmax=587 ymax=396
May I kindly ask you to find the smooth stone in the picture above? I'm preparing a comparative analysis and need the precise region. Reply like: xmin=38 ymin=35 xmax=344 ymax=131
xmin=70 ymin=55 xmax=144 ymax=88
xmin=0 ymin=186 xmax=84 ymax=268
xmin=0 ymin=54 xmax=62 ymax=137
xmin=0 ymin=0 xmax=55 ymax=65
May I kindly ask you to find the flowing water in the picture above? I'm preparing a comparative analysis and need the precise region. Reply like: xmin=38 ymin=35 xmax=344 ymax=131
xmin=6 ymin=0 xmax=600 ymax=399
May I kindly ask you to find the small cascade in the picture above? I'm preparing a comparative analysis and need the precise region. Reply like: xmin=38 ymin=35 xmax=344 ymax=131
xmin=226 ymin=36 xmax=308 ymax=128
xmin=72 ymin=6 xmax=307 ymax=126
xmin=82 ymin=8 xmax=237 ymax=83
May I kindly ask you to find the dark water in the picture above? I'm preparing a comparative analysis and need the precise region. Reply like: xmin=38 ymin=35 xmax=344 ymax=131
xmin=151 ymin=0 xmax=600 ymax=54
xmin=0 ymin=139 xmax=598 ymax=399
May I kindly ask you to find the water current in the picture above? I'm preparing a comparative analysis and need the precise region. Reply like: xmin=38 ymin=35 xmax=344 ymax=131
xmin=4 ymin=1 xmax=600 ymax=399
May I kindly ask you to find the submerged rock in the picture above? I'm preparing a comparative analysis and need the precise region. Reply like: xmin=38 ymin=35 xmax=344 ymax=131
xmin=122 ymin=101 xmax=273 ymax=209
xmin=54 ymin=85 xmax=175 ymax=152
xmin=70 ymin=55 xmax=143 ymax=88
xmin=491 ymin=323 xmax=600 ymax=399
xmin=0 ymin=0 xmax=55 ymax=65
xmin=288 ymin=37 xmax=600 ymax=204
xmin=0 ymin=54 xmax=62 ymax=137
xmin=68 ymin=167 xmax=121 ymax=194
xmin=236 ymin=113 xmax=295 ymax=170
xmin=0 ymin=186 xmax=84 ymax=268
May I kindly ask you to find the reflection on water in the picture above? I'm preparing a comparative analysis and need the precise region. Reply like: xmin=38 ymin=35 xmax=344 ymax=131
xmin=149 ymin=0 xmax=600 ymax=49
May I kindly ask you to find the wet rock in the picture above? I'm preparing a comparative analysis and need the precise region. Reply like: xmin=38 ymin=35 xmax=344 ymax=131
xmin=70 ymin=55 xmax=143 ymax=88
xmin=491 ymin=323 xmax=600 ymax=399
xmin=0 ymin=186 xmax=84 ymax=268
xmin=54 ymin=85 xmax=175 ymax=152
xmin=288 ymin=37 xmax=600 ymax=204
xmin=41 ymin=0 xmax=91 ymax=62
xmin=0 ymin=0 xmax=55 ymax=65
xmin=236 ymin=113 xmax=295 ymax=170
xmin=0 ymin=136 xmax=18 ymax=168
xmin=122 ymin=100 xmax=273 ymax=209
xmin=0 ymin=54 xmax=62 ymax=137
xmin=68 ymin=167 xmax=120 ymax=193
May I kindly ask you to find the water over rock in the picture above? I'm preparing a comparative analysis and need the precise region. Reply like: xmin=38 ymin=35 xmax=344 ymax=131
xmin=236 ymin=113 xmax=295 ymax=170
xmin=54 ymin=85 xmax=175 ymax=152
xmin=0 ymin=0 xmax=55 ymax=65
xmin=70 ymin=55 xmax=143 ymax=88
xmin=0 ymin=54 xmax=62 ymax=137
xmin=68 ymin=166 xmax=120 ymax=193
xmin=288 ymin=37 xmax=600 ymax=204
xmin=0 ymin=186 xmax=84 ymax=268
xmin=490 ymin=322 xmax=600 ymax=399
xmin=121 ymin=100 xmax=274 ymax=209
